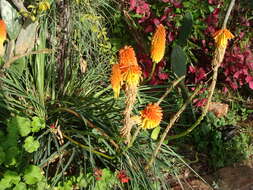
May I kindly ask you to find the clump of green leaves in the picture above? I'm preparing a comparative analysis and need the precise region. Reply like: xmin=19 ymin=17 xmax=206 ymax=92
xmin=191 ymin=105 xmax=253 ymax=169
xmin=0 ymin=165 xmax=46 ymax=190
xmin=0 ymin=115 xmax=47 ymax=189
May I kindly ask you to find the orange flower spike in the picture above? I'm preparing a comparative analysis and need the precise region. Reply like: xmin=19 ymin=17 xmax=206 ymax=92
xmin=213 ymin=28 xmax=234 ymax=48
xmin=119 ymin=46 xmax=138 ymax=66
xmin=111 ymin=64 xmax=122 ymax=98
xmin=121 ymin=64 xmax=142 ymax=86
xmin=140 ymin=103 xmax=163 ymax=129
xmin=151 ymin=24 xmax=166 ymax=63
xmin=0 ymin=20 xmax=7 ymax=56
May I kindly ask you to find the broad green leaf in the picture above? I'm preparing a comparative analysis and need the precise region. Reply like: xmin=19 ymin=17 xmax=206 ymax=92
xmin=178 ymin=12 xmax=193 ymax=47
xmin=13 ymin=182 xmax=27 ymax=190
xmin=31 ymin=116 xmax=46 ymax=132
xmin=23 ymin=165 xmax=43 ymax=185
xmin=0 ymin=171 xmax=20 ymax=190
xmin=23 ymin=136 xmax=40 ymax=153
xmin=171 ymin=44 xmax=187 ymax=77
xmin=0 ymin=0 xmax=21 ymax=40
xmin=8 ymin=116 xmax=31 ymax=137
xmin=4 ymin=146 xmax=19 ymax=166
xmin=151 ymin=126 xmax=161 ymax=140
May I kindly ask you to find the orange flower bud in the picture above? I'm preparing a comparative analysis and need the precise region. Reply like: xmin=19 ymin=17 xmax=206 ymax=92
xmin=151 ymin=24 xmax=166 ymax=63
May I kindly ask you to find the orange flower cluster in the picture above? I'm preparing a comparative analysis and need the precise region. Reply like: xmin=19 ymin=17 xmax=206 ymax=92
xmin=151 ymin=24 xmax=166 ymax=63
xmin=0 ymin=20 xmax=7 ymax=56
xmin=213 ymin=28 xmax=234 ymax=48
xmin=140 ymin=103 xmax=163 ymax=129
xmin=111 ymin=46 xmax=142 ymax=98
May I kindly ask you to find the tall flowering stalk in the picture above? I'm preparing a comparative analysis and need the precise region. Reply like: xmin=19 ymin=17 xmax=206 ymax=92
xmin=145 ymin=0 xmax=236 ymax=169
xmin=148 ymin=24 xmax=166 ymax=81
xmin=0 ymin=20 xmax=7 ymax=57
xmin=110 ymin=46 xmax=142 ymax=143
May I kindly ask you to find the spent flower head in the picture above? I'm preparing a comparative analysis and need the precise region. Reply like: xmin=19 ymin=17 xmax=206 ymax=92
xmin=213 ymin=28 xmax=234 ymax=48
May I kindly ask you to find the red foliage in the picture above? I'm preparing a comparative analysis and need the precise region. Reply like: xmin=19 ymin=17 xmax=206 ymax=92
xmin=221 ymin=46 xmax=253 ymax=90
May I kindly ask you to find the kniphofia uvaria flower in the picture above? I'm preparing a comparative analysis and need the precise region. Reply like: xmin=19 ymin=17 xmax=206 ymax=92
xmin=0 ymin=20 xmax=7 ymax=56
xmin=111 ymin=46 xmax=141 ymax=98
xmin=151 ymin=24 xmax=166 ymax=63
xmin=140 ymin=103 xmax=163 ymax=129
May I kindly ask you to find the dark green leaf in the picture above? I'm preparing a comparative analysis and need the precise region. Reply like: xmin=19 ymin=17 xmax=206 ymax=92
xmin=171 ymin=44 xmax=187 ymax=77
xmin=178 ymin=12 xmax=193 ymax=46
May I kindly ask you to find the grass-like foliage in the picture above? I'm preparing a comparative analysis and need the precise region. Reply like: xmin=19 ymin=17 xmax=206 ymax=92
xmin=0 ymin=0 xmax=252 ymax=189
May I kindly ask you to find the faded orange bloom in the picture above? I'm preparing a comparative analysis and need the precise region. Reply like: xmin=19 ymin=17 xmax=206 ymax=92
xmin=0 ymin=20 xmax=7 ymax=56
xmin=111 ymin=64 xmax=122 ymax=98
xmin=111 ymin=46 xmax=142 ymax=98
xmin=140 ymin=103 xmax=163 ymax=129
xmin=213 ymin=28 xmax=234 ymax=48
xmin=151 ymin=24 xmax=166 ymax=63
xmin=119 ymin=46 xmax=138 ymax=66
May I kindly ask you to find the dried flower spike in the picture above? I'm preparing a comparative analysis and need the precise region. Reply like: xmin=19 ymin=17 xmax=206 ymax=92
xmin=213 ymin=28 xmax=234 ymax=48
xmin=151 ymin=24 xmax=166 ymax=63
xmin=140 ymin=103 xmax=163 ymax=129
xmin=0 ymin=20 xmax=7 ymax=56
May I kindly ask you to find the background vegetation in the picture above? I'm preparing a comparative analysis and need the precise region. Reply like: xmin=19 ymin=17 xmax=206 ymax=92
xmin=0 ymin=0 xmax=252 ymax=189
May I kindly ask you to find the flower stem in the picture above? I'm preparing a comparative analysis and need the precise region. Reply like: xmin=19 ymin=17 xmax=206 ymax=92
xmin=156 ymin=75 xmax=185 ymax=105
xmin=145 ymin=85 xmax=202 ymax=169
xmin=222 ymin=0 xmax=236 ymax=29
xmin=147 ymin=63 xmax=156 ymax=82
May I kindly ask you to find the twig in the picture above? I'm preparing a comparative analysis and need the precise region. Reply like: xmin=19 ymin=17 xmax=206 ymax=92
xmin=2 ymin=49 xmax=53 ymax=69
xmin=145 ymin=85 xmax=202 ymax=169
